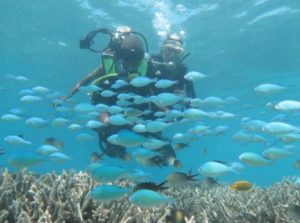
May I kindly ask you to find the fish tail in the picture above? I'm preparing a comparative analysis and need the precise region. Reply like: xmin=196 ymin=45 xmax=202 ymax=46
xmin=158 ymin=180 xmax=170 ymax=190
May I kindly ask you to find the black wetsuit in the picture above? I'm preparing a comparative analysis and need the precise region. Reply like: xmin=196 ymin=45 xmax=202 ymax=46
xmin=147 ymin=55 xmax=196 ymax=98
xmin=143 ymin=55 xmax=196 ymax=167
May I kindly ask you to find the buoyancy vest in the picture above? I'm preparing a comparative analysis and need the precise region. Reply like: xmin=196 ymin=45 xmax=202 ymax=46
xmin=92 ymin=52 xmax=148 ymax=86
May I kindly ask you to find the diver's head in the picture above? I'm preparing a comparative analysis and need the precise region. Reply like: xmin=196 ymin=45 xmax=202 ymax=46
xmin=161 ymin=34 xmax=184 ymax=64
xmin=117 ymin=33 xmax=145 ymax=66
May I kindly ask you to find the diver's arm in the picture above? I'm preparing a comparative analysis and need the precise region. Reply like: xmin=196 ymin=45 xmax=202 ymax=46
xmin=63 ymin=67 xmax=103 ymax=100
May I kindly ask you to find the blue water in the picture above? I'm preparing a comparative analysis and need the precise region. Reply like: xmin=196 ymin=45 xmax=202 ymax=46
xmin=1 ymin=0 xmax=300 ymax=186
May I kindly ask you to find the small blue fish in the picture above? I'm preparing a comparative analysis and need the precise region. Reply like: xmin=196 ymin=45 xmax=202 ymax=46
xmin=254 ymin=83 xmax=286 ymax=94
xmin=126 ymin=169 xmax=150 ymax=182
xmin=1 ymin=114 xmax=22 ymax=122
xmin=15 ymin=75 xmax=29 ymax=81
xmin=107 ymin=129 xmax=146 ymax=148
xmin=143 ymin=138 xmax=169 ymax=150
xmin=111 ymin=79 xmax=128 ymax=89
xmin=116 ymin=99 xmax=132 ymax=107
xmin=68 ymin=123 xmax=82 ymax=131
xmin=86 ymin=120 xmax=104 ymax=129
xmin=132 ymin=124 xmax=147 ymax=133
xmin=146 ymin=120 xmax=171 ymax=133
xmin=183 ymin=108 xmax=208 ymax=120
xmin=150 ymin=93 xmax=181 ymax=107
xmin=130 ymin=76 xmax=155 ymax=87
xmin=91 ymin=185 xmax=129 ymax=202
xmin=36 ymin=144 xmax=60 ymax=156
xmin=198 ymin=161 xmax=238 ymax=177
xmin=100 ymin=89 xmax=116 ymax=97
xmin=8 ymin=152 xmax=47 ymax=169
xmin=262 ymin=147 xmax=294 ymax=160
xmin=154 ymin=79 xmax=178 ymax=89
xmin=74 ymin=102 xmax=98 ymax=114
xmin=4 ymin=135 xmax=32 ymax=146
xmin=51 ymin=117 xmax=69 ymax=127
xmin=32 ymin=86 xmax=50 ymax=94
xmin=92 ymin=165 xmax=129 ymax=182
xmin=129 ymin=189 xmax=175 ymax=207
xmin=133 ymin=95 xmax=151 ymax=105
xmin=20 ymin=95 xmax=42 ymax=103
xmin=9 ymin=108 xmax=25 ymax=116
xmin=106 ymin=105 xmax=124 ymax=114
xmin=239 ymin=152 xmax=272 ymax=166
xmin=117 ymin=93 xmax=134 ymax=100
xmin=26 ymin=117 xmax=48 ymax=128
xmin=79 ymin=84 xmax=102 ymax=93
xmin=184 ymin=71 xmax=207 ymax=81
xmin=49 ymin=152 xmax=72 ymax=163
xmin=18 ymin=89 xmax=35 ymax=96
xmin=108 ymin=114 xmax=131 ymax=126
xmin=55 ymin=106 xmax=72 ymax=113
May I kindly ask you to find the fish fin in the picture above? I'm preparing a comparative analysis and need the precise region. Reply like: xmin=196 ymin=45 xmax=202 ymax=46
xmin=158 ymin=180 xmax=170 ymax=190
xmin=190 ymin=174 xmax=201 ymax=181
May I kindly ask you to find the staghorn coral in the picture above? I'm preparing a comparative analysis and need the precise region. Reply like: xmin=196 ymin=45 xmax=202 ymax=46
xmin=0 ymin=169 xmax=300 ymax=222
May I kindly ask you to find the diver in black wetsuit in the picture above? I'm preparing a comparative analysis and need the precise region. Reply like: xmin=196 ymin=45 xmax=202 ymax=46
xmin=145 ymin=34 xmax=196 ymax=168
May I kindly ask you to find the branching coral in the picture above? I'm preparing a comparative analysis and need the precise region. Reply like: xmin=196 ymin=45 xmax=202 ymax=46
xmin=0 ymin=170 xmax=299 ymax=223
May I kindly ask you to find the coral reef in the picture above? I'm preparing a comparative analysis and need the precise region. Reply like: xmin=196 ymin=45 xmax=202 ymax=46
xmin=0 ymin=169 xmax=299 ymax=223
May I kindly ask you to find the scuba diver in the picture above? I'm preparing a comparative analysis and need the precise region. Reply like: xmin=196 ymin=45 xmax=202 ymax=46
xmin=142 ymin=34 xmax=197 ymax=168
xmin=148 ymin=33 xmax=196 ymax=98
xmin=63 ymin=27 xmax=190 ymax=168
xmin=63 ymin=26 xmax=148 ymax=101
xmin=64 ymin=26 xmax=149 ymax=161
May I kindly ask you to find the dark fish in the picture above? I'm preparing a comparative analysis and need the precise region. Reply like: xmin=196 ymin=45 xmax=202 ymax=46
xmin=203 ymin=177 xmax=220 ymax=187
xmin=44 ymin=137 xmax=64 ymax=148
xmin=132 ymin=181 xmax=169 ymax=193
xmin=90 ymin=152 xmax=104 ymax=162
xmin=167 ymin=169 xmax=200 ymax=186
